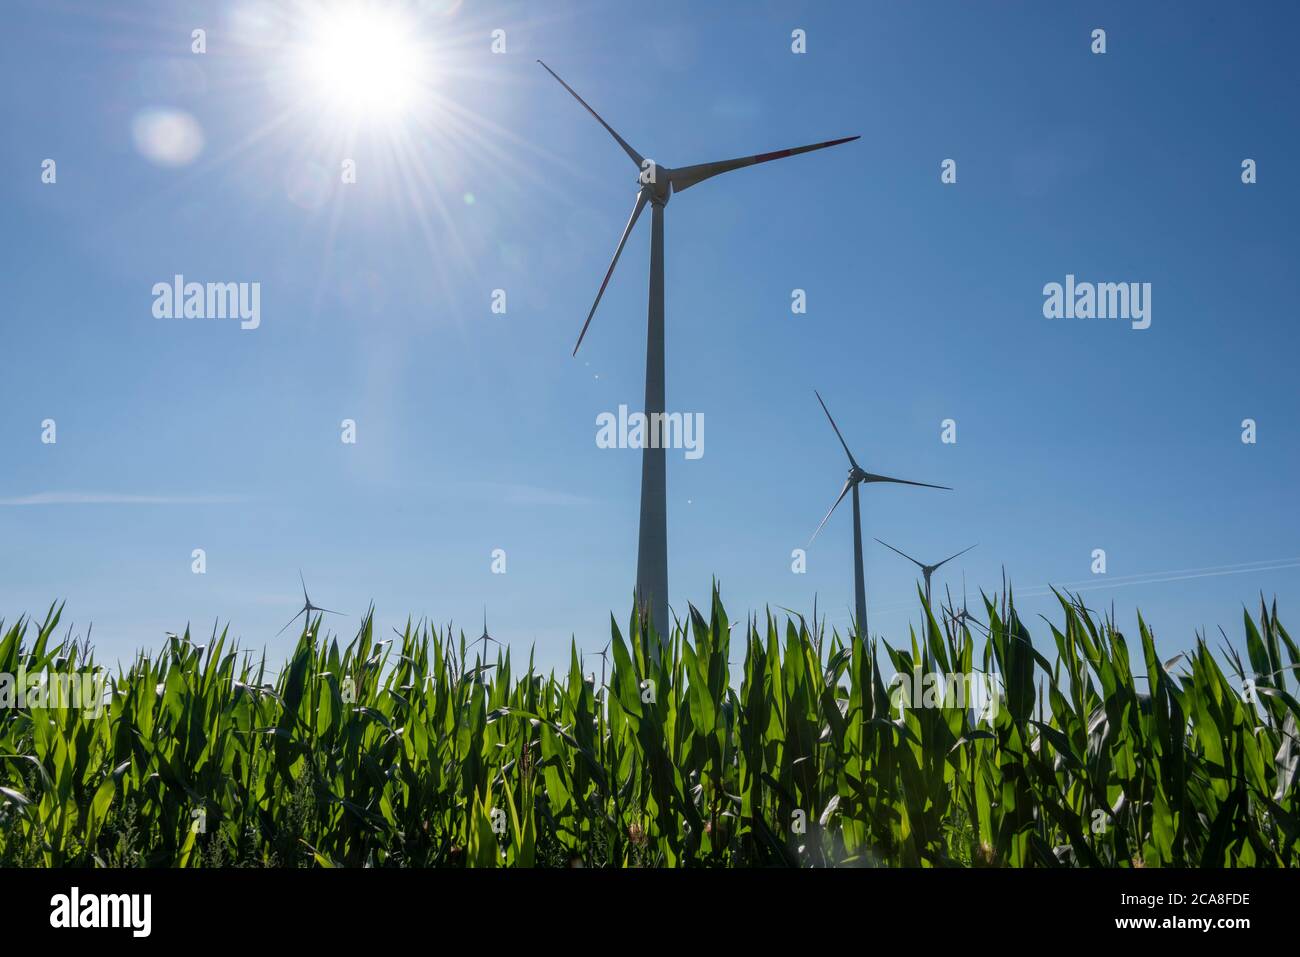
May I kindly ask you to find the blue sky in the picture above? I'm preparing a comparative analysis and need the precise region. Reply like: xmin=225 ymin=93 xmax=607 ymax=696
xmin=2 ymin=0 xmax=1297 ymax=672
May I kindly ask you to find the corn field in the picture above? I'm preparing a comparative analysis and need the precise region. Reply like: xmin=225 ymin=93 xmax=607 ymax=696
xmin=1 ymin=587 xmax=1296 ymax=867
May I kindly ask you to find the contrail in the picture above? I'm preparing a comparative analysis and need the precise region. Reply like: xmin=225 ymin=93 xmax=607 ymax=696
xmin=1016 ymin=559 xmax=1300 ymax=598
xmin=842 ymin=556 xmax=1300 ymax=623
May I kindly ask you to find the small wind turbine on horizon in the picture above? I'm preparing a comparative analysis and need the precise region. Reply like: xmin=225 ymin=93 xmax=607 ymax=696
xmin=277 ymin=572 xmax=342 ymax=638
xmin=582 ymin=638 xmax=612 ymax=692
xmin=472 ymin=606 xmax=503 ymax=668
xmin=808 ymin=391 xmax=949 ymax=640
xmin=539 ymin=60 xmax=858 ymax=644
xmin=942 ymin=574 xmax=984 ymax=629
xmin=875 ymin=540 xmax=977 ymax=611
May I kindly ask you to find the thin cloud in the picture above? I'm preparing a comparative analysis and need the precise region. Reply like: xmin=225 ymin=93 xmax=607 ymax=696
xmin=0 ymin=492 xmax=247 ymax=506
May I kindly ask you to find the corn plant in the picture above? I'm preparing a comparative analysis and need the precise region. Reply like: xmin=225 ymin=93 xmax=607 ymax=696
xmin=1 ymin=586 xmax=1295 ymax=867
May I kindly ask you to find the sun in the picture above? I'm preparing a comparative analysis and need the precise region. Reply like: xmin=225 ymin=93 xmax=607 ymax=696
xmin=294 ymin=4 xmax=427 ymax=121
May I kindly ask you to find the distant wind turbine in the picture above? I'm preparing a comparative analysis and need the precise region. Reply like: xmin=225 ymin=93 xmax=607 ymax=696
xmin=875 ymin=540 xmax=977 ymax=610
xmin=944 ymin=577 xmax=987 ymax=635
xmin=808 ymin=391 xmax=949 ymax=639
xmin=473 ymin=606 xmax=503 ymax=667
xmin=277 ymin=572 xmax=342 ymax=638
xmin=540 ymin=60 xmax=858 ymax=643
xmin=582 ymin=638 xmax=612 ymax=691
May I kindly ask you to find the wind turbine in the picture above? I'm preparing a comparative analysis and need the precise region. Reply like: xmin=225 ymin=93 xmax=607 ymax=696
xmin=277 ymin=572 xmax=342 ymax=638
xmin=540 ymin=60 xmax=858 ymax=642
xmin=875 ymin=540 xmax=977 ymax=611
xmin=808 ymin=391 xmax=949 ymax=640
xmin=943 ymin=577 xmax=987 ymax=636
xmin=473 ymin=606 xmax=503 ymax=668
xmin=582 ymin=638 xmax=612 ymax=692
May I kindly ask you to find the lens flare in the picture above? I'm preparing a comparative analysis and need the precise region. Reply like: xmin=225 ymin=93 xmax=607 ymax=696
xmin=131 ymin=108 xmax=205 ymax=167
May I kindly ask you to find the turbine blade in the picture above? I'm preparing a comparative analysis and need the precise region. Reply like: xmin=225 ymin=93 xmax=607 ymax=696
xmin=573 ymin=190 xmax=649 ymax=355
xmin=861 ymin=472 xmax=951 ymax=490
xmin=311 ymin=606 xmax=343 ymax=616
xmin=874 ymin=538 xmax=925 ymax=570
xmin=299 ymin=570 xmax=309 ymax=604
xmin=809 ymin=479 xmax=852 ymax=545
xmin=814 ymin=390 xmax=859 ymax=469
xmin=537 ymin=60 xmax=644 ymax=167
xmin=932 ymin=543 xmax=978 ymax=571
xmin=670 ymin=135 xmax=859 ymax=193
xmin=276 ymin=608 xmax=306 ymax=637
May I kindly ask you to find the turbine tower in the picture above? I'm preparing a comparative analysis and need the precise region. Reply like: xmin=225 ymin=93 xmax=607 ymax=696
xmin=540 ymin=60 xmax=858 ymax=643
xmin=874 ymin=539 xmax=977 ymax=611
xmin=808 ymin=391 xmax=949 ymax=639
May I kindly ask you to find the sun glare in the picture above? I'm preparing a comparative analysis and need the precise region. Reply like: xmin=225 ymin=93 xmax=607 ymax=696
xmin=295 ymin=6 xmax=426 ymax=120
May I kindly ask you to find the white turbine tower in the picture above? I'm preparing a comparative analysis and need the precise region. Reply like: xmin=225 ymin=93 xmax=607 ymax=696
xmin=540 ymin=60 xmax=858 ymax=646
xmin=808 ymin=391 xmax=949 ymax=639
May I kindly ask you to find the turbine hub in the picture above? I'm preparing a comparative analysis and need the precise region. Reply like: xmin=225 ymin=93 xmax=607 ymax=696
xmin=639 ymin=172 xmax=671 ymax=207
xmin=849 ymin=466 xmax=866 ymax=484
